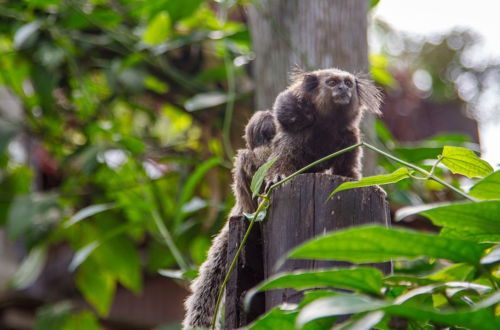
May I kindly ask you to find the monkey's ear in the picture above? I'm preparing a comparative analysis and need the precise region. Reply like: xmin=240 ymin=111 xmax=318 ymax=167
xmin=303 ymin=73 xmax=319 ymax=93
xmin=356 ymin=75 xmax=383 ymax=116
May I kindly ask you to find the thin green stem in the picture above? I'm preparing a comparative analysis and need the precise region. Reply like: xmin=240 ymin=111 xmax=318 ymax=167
xmin=151 ymin=209 xmax=190 ymax=272
xmin=211 ymin=200 xmax=268 ymax=330
xmin=362 ymin=142 xmax=476 ymax=201
xmin=269 ymin=142 xmax=363 ymax=190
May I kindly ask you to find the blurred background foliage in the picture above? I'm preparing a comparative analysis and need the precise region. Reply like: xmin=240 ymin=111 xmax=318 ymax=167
xmin=0 ymin=0 xmax=497 ymax=329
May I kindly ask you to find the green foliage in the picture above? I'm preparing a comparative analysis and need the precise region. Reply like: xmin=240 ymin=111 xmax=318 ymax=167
xmin=246 ymin=144 xmax=500 ymax=329
xmin=0 ymin=0 xmax=251 ymax=326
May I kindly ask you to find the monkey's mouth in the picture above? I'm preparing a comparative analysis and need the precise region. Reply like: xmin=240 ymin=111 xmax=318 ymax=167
xmin=332 ymin=92 xmax=351 ymax=105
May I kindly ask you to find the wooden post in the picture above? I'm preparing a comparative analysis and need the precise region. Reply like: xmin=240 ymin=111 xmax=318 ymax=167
xmin=226 ymin=173 xmax=391 ymax=328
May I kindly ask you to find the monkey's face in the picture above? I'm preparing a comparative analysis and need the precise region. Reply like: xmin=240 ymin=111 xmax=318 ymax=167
xmin=305 ymin=69 xmax=359 ymax=116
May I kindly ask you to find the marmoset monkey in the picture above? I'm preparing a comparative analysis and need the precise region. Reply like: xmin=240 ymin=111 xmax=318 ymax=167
xmin=183 ymin=110 xmax=275 ymax=329
xmin=267 ymin=68 xmax=382 ymax=182
xmin=183 ymin=68 xmax=382 ymax=329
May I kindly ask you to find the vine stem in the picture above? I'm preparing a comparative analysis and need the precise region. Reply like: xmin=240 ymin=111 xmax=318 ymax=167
xmin=211 ymin=141 xmax=477 ymax=327
xmin=211 ymin=199 xmax=268 ymax=330
xmin=361 ymin=142 xmax=476 ymax=201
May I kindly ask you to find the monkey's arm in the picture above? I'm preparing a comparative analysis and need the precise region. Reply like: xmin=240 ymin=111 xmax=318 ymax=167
xmin=274 ymin=90 xmax=315 ymax=132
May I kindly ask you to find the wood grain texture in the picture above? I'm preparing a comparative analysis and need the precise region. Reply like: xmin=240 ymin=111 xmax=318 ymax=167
xmin=262 ymin=173 xmax=391 ymax=310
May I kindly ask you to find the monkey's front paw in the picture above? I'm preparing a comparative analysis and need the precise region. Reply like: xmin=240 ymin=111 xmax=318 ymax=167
xmin=264 ymin=174 xmax=286 ymax=193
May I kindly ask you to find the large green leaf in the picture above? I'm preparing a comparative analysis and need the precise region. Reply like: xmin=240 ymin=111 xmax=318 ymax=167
xmin=327 ymin=167 xmax=411 ymax=199
xmin=441 ymin=146 xmax=493 ymax=178
xmin=249 ymin=267 xmax=383 ymax=298
xmin=288 ymin=225 xmax=486 ymax=264
xmin=469 ymin=170 xmax=500 ymax=200
xmin=419 ymin=200 xmax=500 ymax=234
xmin=383 ymin=303 xmax=500 ymax=330
xmin=75 ymin=261 xmax=116 ymax=316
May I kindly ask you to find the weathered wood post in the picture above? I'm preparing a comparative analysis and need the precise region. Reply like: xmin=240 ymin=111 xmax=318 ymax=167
xmin=225 ymin=173 xmax=390 ymax=328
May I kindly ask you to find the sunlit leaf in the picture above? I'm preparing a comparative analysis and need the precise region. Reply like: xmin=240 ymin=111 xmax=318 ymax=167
xmin=243 ymin=209 xmax=267 ymax=222
xmin=289 ymin=225 xmax=486 ymax=264
xmin=9 ymin=245 xmax=47 ymax=290
xmin=184 ymin=91 xmax=228 ymax=111
xmin=441 ymin=146 xmax=493 ymax=178
xmin=14 ymin=21 xmax=41 ymax=50
xmin=297 ymin=294 xmax=388 ymax=327
xmin=62 ymin=311 xmax=100 ymax=330
xmin=481 ymin=246 xmax=500 ymax=264
xmin=328 ymin=167 xmax=411 ymax=199
xmin=469 ymin=170 xmax=500 ymax=200
xmin=69 ymin=241 xmax=100 ymax=272
xmin=143 ymin=11 xmax=171 ymax=45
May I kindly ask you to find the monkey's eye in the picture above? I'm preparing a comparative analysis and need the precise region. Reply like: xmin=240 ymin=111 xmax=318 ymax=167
xmin=326 ymin=78 xmax=338 ymax=87
xmin=345 ymin=79 xmax=353 ymax=88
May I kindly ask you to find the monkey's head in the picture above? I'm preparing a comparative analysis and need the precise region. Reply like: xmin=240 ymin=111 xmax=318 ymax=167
xmin=292 ymin=68 xmax=382 ymax=120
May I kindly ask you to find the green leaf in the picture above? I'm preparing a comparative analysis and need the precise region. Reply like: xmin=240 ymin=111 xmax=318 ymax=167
xmin=33 ymin=302 xmax=72 ymax=330
xmin=469 ymin=170 xmax=500 ymax=200
xmin=247 ymin=306 xmax=297 ymax=330
xmin=426 ymin=263 xmax=476 ymax=282
xmin=184 ymin=91 xmax=229 ymax=111
xmin=14 ymin=21 xmax=41 ymax=50
xmin=9 ymin=245 xmax=47 ymax=290
xmin=297 ymin=294 xmax=388 ymax=327
xmin=383 ymin=303 xmax=500 ymax=330
xmin=243 ymin=209 xmax=267 ymax=222
xmin=441 ymin=146 xmax=493 ymax=178
xmin=143 ymin=11 xmax=171 ymax=45
xmin=327 ymin=167 xmax=411 ymax=199
xmin=248 ymin=267 xmax=383 ymax=300
xmin=62 ymin=311 xmax=100 ymax=330
xmin=481 ymin=246 xmax=500 ymax=264
xmin=419 ymin=201 xmax=500 ymax=234
xmin=75 ymin=261 xmax=116 ymax=316
xmin=69 ymin=241 xmax=100 ymax=272
xmin=250 ymin=156 xmax=278 ymax=198
xmin=65 ymin=203 xmax=116 ymax=228
xmin=288 ymin=225 xmax=486 ymax=264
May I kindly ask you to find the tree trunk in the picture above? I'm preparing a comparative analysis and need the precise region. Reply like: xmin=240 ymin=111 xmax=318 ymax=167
xmin=248 ymin=0 xmax=377 ymax=175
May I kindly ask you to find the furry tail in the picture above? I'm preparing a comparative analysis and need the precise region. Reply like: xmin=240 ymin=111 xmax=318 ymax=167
xmin=183 ymin=222 xmax=229 ymax=329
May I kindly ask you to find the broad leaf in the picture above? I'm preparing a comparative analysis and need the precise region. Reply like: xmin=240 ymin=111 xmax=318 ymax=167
xmin=419 ymin=201 xmax=500 ymax=234
xmin=250 ymin=156 xmax=277 ymax=198
xmin=75 ymin=261 xmax=116 ymax=316
xmin=469 ymin=170 xmax=500 ymax=200
xmin=297 ymin=294 xmax=388 ymax=327
xmin=441 ymin=146 xmax=493 ymax=178
xmin=248 ymin=267 xmax=383 ymax=300
xmin=327 ymin=167 xmax=411 ymax=199
xmin=143 ymin=12 xmax=171 ymax=45
xmin=289 ymin=225 xmax=486 ymax=264
xmin=383 ymin=303 xmax=500 ymax=330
